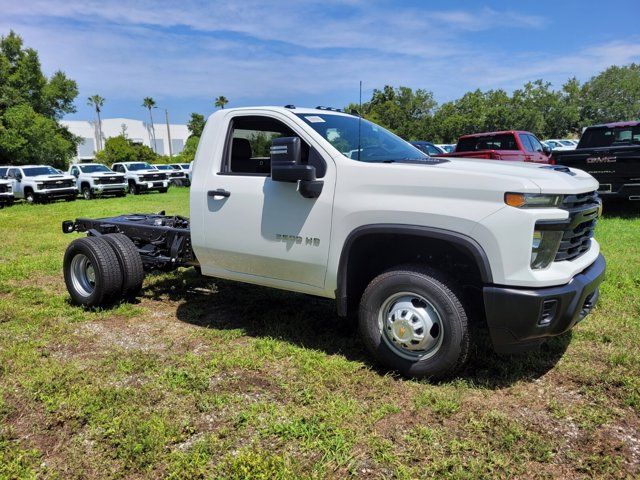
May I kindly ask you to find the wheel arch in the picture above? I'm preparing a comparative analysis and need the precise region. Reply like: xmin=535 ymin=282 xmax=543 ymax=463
xmin=335 ymin=224 xmax=493 ymax=317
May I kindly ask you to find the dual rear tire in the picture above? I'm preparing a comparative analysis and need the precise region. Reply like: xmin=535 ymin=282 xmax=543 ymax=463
xmin=63 ymin=234 xmax=144 ymax=307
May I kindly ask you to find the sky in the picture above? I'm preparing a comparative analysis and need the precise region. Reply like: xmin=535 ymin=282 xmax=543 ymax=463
xmin=2 ymin=0 xmax=640 ymax=124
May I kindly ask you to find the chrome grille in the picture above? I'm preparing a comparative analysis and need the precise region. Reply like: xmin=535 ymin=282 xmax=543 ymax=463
xmin=95 ymin=176 xmax=124 ymax=185
xmin=43 ymin=179 xmax=74 ymax=189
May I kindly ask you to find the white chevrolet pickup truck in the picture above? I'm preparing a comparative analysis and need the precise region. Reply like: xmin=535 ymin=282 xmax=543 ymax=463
xmin=7 ymin=165 xmax=77 ymax=203
xmin=69 ymin=163 xmax=127 ymax=199
xmin=61 ymin=106 xmax=605 ymax=379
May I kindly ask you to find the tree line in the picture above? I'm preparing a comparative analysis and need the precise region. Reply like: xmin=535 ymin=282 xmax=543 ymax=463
xmin=346 ymin=64 xmax=640 ymax=143
xmin=1 ymin=29 xmax=639 ymax=169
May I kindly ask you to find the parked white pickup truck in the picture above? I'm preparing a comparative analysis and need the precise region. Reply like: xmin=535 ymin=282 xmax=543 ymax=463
xmin=0 ymin=179 xmax=13 ymax=207
xmin=7 ymin=165 xmax=77 ymax=203
xmin=61 ymin=106 xmax=605 ymax=379
xmin=111 ymin=161 xmax=170 ymax=195
xmin=69 ymin=163 xmax=127 ymax=199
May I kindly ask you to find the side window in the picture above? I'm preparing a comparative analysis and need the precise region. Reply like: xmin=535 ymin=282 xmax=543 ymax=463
xmin=71 ymin=166 xmax=79 ymax=176
xmin=114 ymin=165 xmax=123 ymax=173
xmin=528 ymin=135 xmax=544 ymax=152
xmin=224 ymin=116 xmax=326 ymax=177
xmin=7 ymin=169 xmax=16 ymax=179
xmin=426 ymin=144 xmax=440 ymax=156
xmin=519 ymin=134 xmax=534 ymax=152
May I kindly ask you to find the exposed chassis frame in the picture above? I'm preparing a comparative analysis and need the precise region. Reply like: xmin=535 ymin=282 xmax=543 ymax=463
xmin=62 ymin=213 xmax=196 ymax=271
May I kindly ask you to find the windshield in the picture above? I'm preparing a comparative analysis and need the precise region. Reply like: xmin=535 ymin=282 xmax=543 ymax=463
xmin=579 ymin=126 xmax=640 ymax=148
xmin=127 ymin=162 xmax=153 ymax=171
xmin=0 ymin=167 xmax=7 ymax=178
xmin=457 ymin=134 xmax=517 ymax=152
xmin=80 ymin=164 xmax=111 ymax=173
xmin=296 ymin=114 xmax=427 ymax=162
xmin=23 ymin=166 xmax=60 ymax=176
xmin=154 ymin=165 xmax=173 ymax=170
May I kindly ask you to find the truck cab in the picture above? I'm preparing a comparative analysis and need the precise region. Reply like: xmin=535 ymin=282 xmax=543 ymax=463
xmin=62 ymin=107 xmax=605 ymax=379
xmin=69 ymin=163 xmax=127 ymax=199
xmin=111 ymin=162 xmax=170 ymax=195
xmin=7 ymin=165 xmax=77 ymax=203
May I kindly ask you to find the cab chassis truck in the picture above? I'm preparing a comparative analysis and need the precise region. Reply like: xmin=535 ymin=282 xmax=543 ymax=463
xmin=61 ymin=106 xmax=605 ymax=379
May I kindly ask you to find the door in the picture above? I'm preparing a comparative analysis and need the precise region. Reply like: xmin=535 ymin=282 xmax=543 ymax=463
xmin=7 ymin=168 xmax=23 ymax=198
xmin=198 ymin=113 xmax=335 ymax=290
xmin=527 ymin=134 xmax=550 ymax=163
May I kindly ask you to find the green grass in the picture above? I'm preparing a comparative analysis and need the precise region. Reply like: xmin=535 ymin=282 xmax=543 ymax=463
xmin=0 ymin=189 xmax=639 ymax=478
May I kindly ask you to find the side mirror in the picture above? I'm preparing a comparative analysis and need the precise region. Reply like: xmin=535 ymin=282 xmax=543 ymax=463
xmin=270 ymin=137 xmax=323 ymax=198
xmin=16 ymin=173 xmax=22 ymax=181
xmin=542 ymin=146 xmax=552 ymax=156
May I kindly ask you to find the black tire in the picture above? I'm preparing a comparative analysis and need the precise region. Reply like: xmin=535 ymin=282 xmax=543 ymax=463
xmin=102 ymin=233 xmax=145 ymax=299
xmin=82 ymin=185 xmax=93 ymax=200
xmin=129 ymin=181 xmax=140 ymax=195
xmin=358 ymin=265 xmax=470 ymax=380
xmin=63 ymin=236 xmax=124 ymax=307
xmin=115 ymin=191 xmax=127 ymax=197
xmin=66 ymin=195 xmax=76 ymax=202
xmin=158 ymin=187 xmax=168 ymax=193
xmin=25 ymin=189 xmax=37 ymax=204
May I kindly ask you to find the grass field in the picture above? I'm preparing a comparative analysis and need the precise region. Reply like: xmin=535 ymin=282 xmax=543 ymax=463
xmin=0 ymin=188 xmax=639 ymax=479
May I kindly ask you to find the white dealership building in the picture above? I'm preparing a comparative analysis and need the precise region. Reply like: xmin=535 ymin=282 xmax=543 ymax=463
xmin=61 ymin=118 xmax=190 ymax=162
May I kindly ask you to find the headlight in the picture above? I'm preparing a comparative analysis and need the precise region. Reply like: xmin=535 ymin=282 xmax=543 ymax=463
xmin=505 ymin=193 xmax=563 ymax=208
xmin=36 ymin=182 xmax=44 ymax=189
xmin=531 ymin=230 xmax=563 ymax=269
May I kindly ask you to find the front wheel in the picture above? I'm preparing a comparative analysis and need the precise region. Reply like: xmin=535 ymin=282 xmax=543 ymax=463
xmin=358 ymin=265 xmax=470 ymax=380
xmin=129 ymin=181 xmax=140 ymax=195
xmin=158 ymin=187 xmax=168 ymax=193
xmin=82 ymin=186 xmax=93 ymax=200
xmin=25 ymin=190 xmax=37 ymax=204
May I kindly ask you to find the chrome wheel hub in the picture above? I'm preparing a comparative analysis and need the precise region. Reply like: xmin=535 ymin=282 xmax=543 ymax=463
xmin=70 ymin=254 xmax=96 ymax=297
xmin=379 ymin=292 xmax=443 ymax=360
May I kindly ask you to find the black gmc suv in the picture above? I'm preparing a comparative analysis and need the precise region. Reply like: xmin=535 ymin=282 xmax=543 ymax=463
xmin=552 ymin=121 xmax=640 ymax=201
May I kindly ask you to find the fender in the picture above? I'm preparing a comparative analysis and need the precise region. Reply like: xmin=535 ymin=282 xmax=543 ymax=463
xmin=335 ymin=224 xmax=493 ymax=316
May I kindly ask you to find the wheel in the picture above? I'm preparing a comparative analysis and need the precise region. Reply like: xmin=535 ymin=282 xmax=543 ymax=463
xmin=115 ymin=191 xmax=126 ymax=197
xmin=358 ymin=265 xmax=470 ymax=379
xmin=63 ymin=236 xmax=124 ymax=307
xmin=82 ymin=185 xmax=93 ymax=200
xmin=102 ymin=233 xmax=145 ymax=299
xmin=158 ymin=187 xmax=168 ymax=193
xmin=66 ymin=195 xmax=76 ymax=202
xmin=25 ymin=189 xmax=37 ymax=204
xmin=128 ymin=181 xmax=140 ymax=195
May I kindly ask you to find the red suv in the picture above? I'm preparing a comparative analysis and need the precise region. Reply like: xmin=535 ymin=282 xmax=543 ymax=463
xmin=438 ymin=130 xmax=552 ymax=163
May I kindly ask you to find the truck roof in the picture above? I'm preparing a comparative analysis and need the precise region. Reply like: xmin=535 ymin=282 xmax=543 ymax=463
xmin=589 ymin=120 xmax=640 ymax=128
xmin=458 ymin=130 xmax=532 ymax=138
xmin=210 ymin=106 xmax=355 ymax=118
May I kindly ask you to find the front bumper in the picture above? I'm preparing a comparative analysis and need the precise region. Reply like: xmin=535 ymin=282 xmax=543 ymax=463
xmin=93 ymin=183 xmax=127 ymax=194
xmin=0 ymin=192 xmax=14 ymax=203
xmin=597 ymin=183 xmax=640 ymax=200
xmin=36 ymin=187 xmax=77 ymax=198
xmin=139 ymin=180 xmax=169 ymax=190
xmin=483 ymin=254 xmax=606 ymax=353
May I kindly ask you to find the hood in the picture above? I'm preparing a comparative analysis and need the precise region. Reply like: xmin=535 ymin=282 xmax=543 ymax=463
xmin=91 ymin=172 xmax=124 ymax=178
xmin=434 ymin=157 xmax=598 ymax=194
xmin=32 ymin=174 xmax=75 ymax=181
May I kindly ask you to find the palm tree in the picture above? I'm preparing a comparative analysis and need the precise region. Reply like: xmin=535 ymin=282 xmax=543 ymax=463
xmin=87 ymin=95 xmax=105 ymax=151
xmin=214 ymin=96 xmax=229 ymax=109
xmin=142 ymin=97 xmax=157 ymax=152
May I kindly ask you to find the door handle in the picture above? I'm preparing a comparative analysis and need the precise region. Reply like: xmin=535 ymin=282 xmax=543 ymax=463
xmin=208 ymin=189 xmax=231 ymax=198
